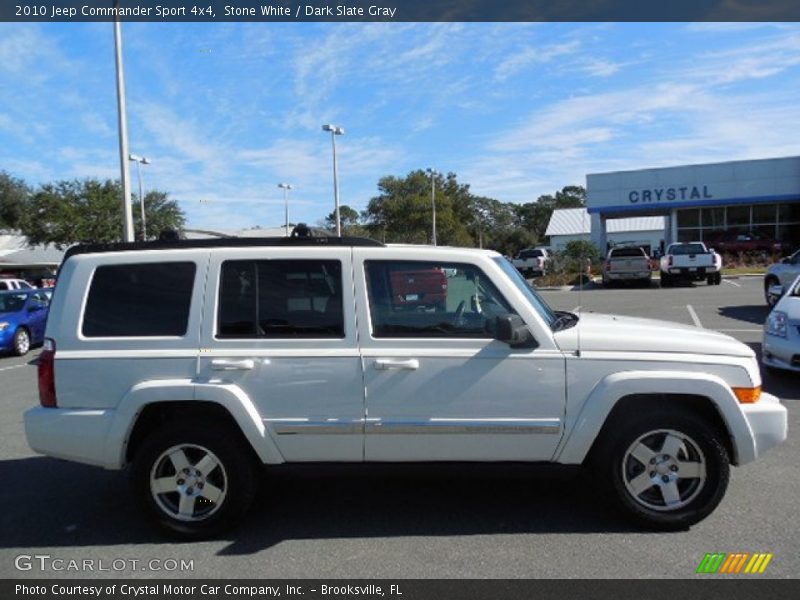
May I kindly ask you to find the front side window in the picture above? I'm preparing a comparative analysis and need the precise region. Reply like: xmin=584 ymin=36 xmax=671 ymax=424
xmin=218 ymin=260 xmax=344 ymax=338
xmin=83 ymin=262 xmax=196 ymax=337
xmin=365 ymin=260 xmax=515 ymax=338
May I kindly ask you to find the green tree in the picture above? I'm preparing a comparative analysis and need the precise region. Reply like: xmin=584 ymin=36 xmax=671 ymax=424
xmin=0 ymin=170 xmax=30 ymax=230
xmin=20 ymin=179 xmax=185 ymax=249
xmin=324 ymin=205 xmax=361 ymax=230
xmin=563 ymin=239 xmax=600 ymax=261
xmin=363 ymin=170 xmax=473 ymax=246
xmin=515 ymin=185 xmax=586 ymax=241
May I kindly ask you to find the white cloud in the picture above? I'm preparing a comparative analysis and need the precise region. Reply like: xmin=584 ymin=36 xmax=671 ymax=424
xmin=493 ymin=39 xmax=581 ymax=82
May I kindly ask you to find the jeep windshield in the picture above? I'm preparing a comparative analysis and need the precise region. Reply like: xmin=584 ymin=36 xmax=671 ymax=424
xmin=493 ymin=256 xmax=560 ymax=328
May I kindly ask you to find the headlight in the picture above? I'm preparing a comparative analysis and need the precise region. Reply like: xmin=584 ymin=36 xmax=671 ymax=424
xmin=0 ymin=322 xmax=9 ymax=332
xmin=766 ymin=311 xmax=788 ymax=338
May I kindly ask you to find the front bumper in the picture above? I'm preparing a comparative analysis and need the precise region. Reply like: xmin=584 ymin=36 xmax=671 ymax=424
xmin=762 ymin=331 xmax=800 ymax=373
xmin=738 ymin=392 xmax=788 ymax=463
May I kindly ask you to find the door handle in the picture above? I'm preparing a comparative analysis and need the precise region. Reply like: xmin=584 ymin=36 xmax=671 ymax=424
xmin=374 ymin=358 xmax=419 ymax=371
xmin=211 ymin=359 xmax=255 ymax=371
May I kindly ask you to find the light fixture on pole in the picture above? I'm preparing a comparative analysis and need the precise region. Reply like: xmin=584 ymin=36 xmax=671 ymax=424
xmin=128 ymin=154 xmax=151 ymax=241
xmin=113 ymin=4 xmax=134 ymax=242
xmin=426 ymin=168 xmax=438 ymax=246
xmin=322 ymin=124 xmax=345 ymax=236
xmin=277 ymin=183 xmax=293 ymax=237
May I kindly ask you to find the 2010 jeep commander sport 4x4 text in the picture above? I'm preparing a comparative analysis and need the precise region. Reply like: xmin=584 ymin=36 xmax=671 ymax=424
xmin=25 ymin=231 xmax=787 ymax=537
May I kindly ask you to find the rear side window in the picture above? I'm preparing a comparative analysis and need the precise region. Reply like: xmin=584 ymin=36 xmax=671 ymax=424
xmin=82 ymin=262 xmax=196 ymax=337
xmin=610 ymin=248 xmax=646 ymax=258
xmin=217 ymin=260 xmax=344 ymax=338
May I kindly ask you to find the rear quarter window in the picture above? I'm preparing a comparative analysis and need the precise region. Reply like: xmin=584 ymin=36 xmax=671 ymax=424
xmin=82 ymin=262 xmax=196 ymax=337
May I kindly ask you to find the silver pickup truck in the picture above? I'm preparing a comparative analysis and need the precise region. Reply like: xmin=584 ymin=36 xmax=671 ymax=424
xmin=602 ymin=246 xmax=652 ymax=287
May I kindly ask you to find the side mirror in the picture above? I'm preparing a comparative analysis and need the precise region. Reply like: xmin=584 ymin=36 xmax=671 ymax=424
xmin=28 ymin=304 xmax=42 ymax=313
xmin=767 ymin=284 xmax=784 ymax=303
xmin=494 ymin=314 xmax=537 ymax=349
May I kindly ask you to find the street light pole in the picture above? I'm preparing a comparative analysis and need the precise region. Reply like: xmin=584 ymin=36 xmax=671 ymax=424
xmin=113 ymin=6 xmax=134 ymax=242
xmin=322 ymin=124 xmax=345 ymax=236
xmin=278 ymin=183 xmax=293 ymax=237
xmin=426 ymin=168 xmax=437 ymax=246
xmin=129 ymin=154 xmax=150 ymax=240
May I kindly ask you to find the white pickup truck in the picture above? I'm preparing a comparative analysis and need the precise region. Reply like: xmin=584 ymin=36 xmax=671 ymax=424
xmin=660 ymin=242 xmax=722 ymax=287
xmin=511 ymin=247 xmax=550 ymax=278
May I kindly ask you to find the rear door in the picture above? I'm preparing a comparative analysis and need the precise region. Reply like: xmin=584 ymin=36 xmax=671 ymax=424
xmin=197 ymin=247 xmax=364 ymax=461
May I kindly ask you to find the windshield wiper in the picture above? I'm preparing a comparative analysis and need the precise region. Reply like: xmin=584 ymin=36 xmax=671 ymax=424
xmin=551 ymin=310 xmax=579 ymax=332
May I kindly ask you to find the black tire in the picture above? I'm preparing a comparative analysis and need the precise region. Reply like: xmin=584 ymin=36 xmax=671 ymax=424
xmin=660 ymin=274 xmax=671 ymax=288
xmin=765 ymin=276 xmax=780 ymax=307
xmin=12 ymin=327 xmax=30 ymax=356
xmin=131 ymin=419 xmax=259 ymax=539
xmin=714 ymin=273 xmax=722 ymax=285
xmin=706 ymin=275 xmax=714 ymax=285
xmin=596 ymin=410 xmax=730 ymax=531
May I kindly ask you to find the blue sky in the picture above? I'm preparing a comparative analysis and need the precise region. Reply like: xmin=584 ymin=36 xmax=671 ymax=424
xmin=1 ymin=22 xmax=799 ymax=231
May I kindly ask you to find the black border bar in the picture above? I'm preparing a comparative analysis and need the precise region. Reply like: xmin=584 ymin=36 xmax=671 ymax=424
xmin=4 ymin=579 xmax=799 ymax=600
xmin=4 ymin=1 xmax=800 ymax=22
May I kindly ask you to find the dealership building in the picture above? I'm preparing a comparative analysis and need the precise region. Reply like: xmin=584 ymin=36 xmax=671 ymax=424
xmin=586 ymin=156 xmax=800 ymax=253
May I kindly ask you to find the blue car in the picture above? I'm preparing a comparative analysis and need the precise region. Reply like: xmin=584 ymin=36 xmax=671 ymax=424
xmin=0 ymin=289 xmax=52 ymax=356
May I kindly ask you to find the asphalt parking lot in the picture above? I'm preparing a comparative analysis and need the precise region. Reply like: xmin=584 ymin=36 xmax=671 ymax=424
xmin=0 ymin=275 xmax=797 ymax=579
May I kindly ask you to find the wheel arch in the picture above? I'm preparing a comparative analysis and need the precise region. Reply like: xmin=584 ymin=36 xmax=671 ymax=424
xmin=103 ymin=379 xmax=285 ymax=469
xmin=555 ymin=371 xmax=755 ymax=466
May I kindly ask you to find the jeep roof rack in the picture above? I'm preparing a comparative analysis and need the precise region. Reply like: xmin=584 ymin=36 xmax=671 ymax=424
xmin=63 ymin=224 xmax=384 ymax=260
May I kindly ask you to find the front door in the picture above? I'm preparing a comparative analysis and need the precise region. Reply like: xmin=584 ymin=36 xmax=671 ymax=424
xmin=353 ymin=250 xmax=566 ymax=462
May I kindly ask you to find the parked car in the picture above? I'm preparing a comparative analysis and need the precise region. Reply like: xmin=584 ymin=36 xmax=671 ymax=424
xmin=511 ymin=248 xmax=550 ymax=278
xmin=0 ymin=278 xmax=34 ymax=291
xmin=763 ymin=273 xmax=800 ymax=372
xmin=602 ymin=246 xmax=652 ymax=287
xmin=0 ymin=289 xmax=51 ymax=356
xmin=704 ymin=230 xmax=789 ymax=255
xmin=660 ymin=242 xmax=722 ymax=286
xmin=764 ymin=249 xmax=800 ymax=307
xmin=24 ymin=229 xmax=786 ymax=537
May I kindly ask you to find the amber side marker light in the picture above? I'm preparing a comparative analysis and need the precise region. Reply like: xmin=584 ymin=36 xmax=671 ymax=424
xmin=732 ymin=386 xmax=761 ymax=404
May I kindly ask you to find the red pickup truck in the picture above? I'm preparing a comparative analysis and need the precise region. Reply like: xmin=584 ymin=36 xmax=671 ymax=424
xmin=704 ymin=231 xmax=789 ymax=255
xmin=389 ymin=267 xmax=448 ymax=310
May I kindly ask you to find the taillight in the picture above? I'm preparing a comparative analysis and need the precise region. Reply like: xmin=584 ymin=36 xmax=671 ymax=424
xmin=38 ymin=338 xmax=57 ymax=408
xmin=605 ymin=261 xmax=611 ymax=271
xmin=668 ymin=255 xmax=673 ymax=267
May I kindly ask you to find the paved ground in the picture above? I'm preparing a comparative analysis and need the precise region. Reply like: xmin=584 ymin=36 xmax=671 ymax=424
xmin=1 ymin=275 xmax=797 ymax=579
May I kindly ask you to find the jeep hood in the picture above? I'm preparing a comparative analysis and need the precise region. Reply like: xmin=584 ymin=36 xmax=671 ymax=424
xmin=553 ymin=312 xmax=754 ymax=358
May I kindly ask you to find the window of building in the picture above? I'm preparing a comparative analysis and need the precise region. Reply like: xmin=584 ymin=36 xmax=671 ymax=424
xmin=365 ymin=261 xmax=515 ymax=338
xmin=217 ymin=260 xmax=344 ymax=338
xmin=82 ymin=262 xmax=196 ymax=337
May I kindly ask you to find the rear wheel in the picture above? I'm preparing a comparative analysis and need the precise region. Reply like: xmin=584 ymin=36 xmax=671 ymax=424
xmin=12 ymin=327 xmax=30 ymax=356
xmin=660 ymin=273 xmax=671 ymax=288
xmin=131 ymin=420 xmax=259 ymax=538
xmin=597 ymin=411 xmax=729 ymax=530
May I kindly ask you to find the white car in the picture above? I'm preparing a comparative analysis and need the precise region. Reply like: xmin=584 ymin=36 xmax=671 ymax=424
xmin=0 ymin=278 xmax=34 ymax=291
xmin=24 ymin=228 xmax=787 ymax=537
xmin=763 ymin=273 xmax=800 ymax=372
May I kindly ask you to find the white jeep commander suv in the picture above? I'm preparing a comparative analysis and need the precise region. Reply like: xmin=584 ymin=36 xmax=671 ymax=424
xmin=25 ymin=229 xmax=787 ymax=537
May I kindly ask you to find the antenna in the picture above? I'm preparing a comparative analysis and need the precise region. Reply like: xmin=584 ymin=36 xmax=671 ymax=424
xmin=577 ymin=206 xmax=588 ymax=356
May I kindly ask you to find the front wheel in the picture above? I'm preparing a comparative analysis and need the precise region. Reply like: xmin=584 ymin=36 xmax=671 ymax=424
xmin=12 ymin=327 xmax=30 ymax=356
xmin=765 ymin=277 xmax=780 ymax=306
xmin=131 ymin=420 xmax=259 ymax=538
xmin=600 ymin=412 xmax=730 ymax=530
